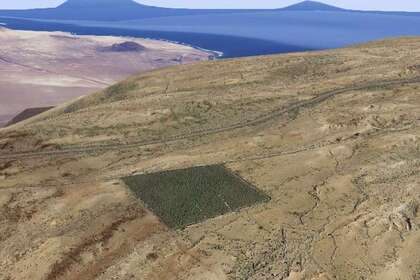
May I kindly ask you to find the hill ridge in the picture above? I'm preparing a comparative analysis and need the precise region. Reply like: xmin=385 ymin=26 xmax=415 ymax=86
xmin=1 ymin=37 xmax=420 ymax=280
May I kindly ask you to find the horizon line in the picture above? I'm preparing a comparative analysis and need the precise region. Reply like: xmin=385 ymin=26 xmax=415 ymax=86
xmin=0 ymin=0 xmax=419 ymax=13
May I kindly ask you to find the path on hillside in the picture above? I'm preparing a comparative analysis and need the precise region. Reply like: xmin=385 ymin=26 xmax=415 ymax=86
xmin=1 ymin=76 xmax=419 ymax=160
xmin=2 ymin=121 xmax=414 ymax=191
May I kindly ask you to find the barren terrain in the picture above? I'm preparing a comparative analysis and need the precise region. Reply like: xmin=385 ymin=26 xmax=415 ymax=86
xmin=1 ymin=37 xmax=420 ymax=279
xmin=0 ymin=27 xmax=211 ymax=126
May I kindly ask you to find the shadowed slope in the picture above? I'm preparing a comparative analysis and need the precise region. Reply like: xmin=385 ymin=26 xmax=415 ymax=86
xmin=6 ymin=107 xmax=54 ymax=127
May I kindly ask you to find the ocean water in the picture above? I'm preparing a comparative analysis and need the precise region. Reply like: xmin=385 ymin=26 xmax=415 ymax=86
xmin=3 ymin=10 xmax=419 ymax=58
xmin=104 ymin=11 xmax=420 ymax=50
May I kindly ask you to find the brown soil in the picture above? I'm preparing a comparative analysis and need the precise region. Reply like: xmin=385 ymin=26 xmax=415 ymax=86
xmin=1 ymin=37 xmax=420 ymax=280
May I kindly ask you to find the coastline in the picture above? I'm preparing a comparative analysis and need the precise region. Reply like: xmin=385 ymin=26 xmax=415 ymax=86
xmin=0 ymin=26 xmax=212 ymax=128
xmin=0 ymin=17 xmax=224 ymax=59
xmin=0 ymin=16 xmax=312 ymax=58
xmin=151 ymin=37 xmax=224 ymax=59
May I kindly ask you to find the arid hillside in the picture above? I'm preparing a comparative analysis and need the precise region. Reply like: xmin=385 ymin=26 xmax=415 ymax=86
xmin=0 ymin=27 xmax=211 ymax=126
xmin=0 ymin=37 xmax=420 ymax=280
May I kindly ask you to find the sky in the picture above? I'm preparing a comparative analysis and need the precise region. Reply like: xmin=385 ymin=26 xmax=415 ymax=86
xmin=1 ymin=0 xmax=420 ymax=12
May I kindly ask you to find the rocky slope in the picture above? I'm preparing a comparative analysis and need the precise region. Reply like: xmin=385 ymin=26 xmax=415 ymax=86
xmin=1 ymin=37 xmax=420 ymax=280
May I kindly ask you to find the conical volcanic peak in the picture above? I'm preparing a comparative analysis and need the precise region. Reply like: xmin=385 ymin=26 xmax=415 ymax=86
xmin=58 ymin=0 xmax=144 ymax=9
xmin=282 ymin=1 xmax=344 ymax=11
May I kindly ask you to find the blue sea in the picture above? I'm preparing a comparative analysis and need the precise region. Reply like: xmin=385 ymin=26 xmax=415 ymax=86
xmin=2 ymin=10 xmax=420 ymax=59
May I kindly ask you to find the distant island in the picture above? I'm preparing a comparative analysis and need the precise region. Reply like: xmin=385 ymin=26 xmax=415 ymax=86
xmin=0 ymin=0 xmax=419 ymax=21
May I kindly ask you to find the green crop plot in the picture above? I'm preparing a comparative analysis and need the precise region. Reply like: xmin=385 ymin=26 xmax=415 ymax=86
xmin=122 ymin=165 xmax=270 ymax=229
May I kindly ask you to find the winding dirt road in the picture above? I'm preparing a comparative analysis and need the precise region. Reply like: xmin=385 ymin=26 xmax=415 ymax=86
xmin=1 ymin=76 xmax=419 ymax=161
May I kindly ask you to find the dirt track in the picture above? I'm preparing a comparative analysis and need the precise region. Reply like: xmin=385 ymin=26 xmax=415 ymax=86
xmin=1 ymin=76 xmax=419 ymax=160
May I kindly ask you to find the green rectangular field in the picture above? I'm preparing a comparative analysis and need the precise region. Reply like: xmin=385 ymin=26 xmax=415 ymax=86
xmin=122 ymin=165 xmax=270 ymax=229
